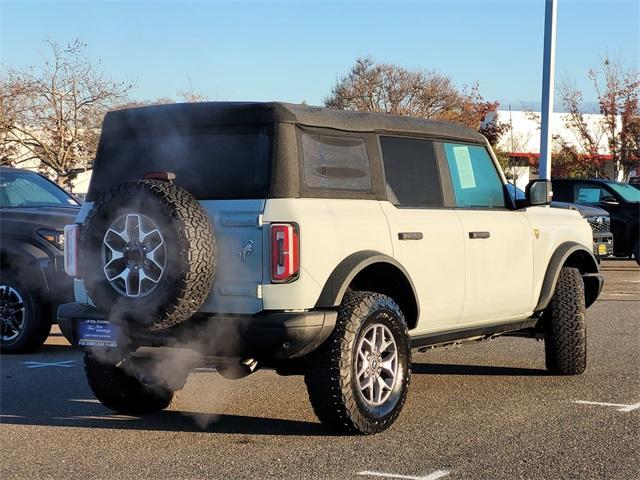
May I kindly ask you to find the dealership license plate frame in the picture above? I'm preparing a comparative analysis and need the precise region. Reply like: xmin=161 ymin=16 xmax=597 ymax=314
xmin=78 ymin=319 xmax=119 ymax=348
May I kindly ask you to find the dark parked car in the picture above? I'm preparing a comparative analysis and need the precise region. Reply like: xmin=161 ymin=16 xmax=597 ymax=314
xmin=507 ymin=183 xmax=613 ymax=258
xmin=551 ymin=179 xmax=640 ymax=265
xmin=0 ymin=167 xmax=80 ymax=352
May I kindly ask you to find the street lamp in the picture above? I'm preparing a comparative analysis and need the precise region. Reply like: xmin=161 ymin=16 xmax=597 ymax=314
xmin=539 ymin=0 xmax=557 ymax=180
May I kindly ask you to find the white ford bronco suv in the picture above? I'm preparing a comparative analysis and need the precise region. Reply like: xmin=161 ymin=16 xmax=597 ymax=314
xmin=59 ymin=102 xmax=603 ymax=434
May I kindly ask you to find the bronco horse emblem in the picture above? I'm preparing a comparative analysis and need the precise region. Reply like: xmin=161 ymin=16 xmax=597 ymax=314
xmin=239 ymin=240 xmax=255 ymax=263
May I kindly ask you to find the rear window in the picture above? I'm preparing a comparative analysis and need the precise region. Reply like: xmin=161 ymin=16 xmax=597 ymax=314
xmin=88 ymin=126 xmax=271 ymax=200
xmin=301 ymin=134 xmax=371 ymax=191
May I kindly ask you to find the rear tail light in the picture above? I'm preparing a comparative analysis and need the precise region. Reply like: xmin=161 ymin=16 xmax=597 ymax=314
xmin=271 ymin=223 xmax=299 ymax=283
xmin=64 ymin=224 xmax=79 ymax=277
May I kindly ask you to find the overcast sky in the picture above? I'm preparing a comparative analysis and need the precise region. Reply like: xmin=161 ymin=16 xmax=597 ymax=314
xmin=1 ymin=0 xmax=638 ymax=111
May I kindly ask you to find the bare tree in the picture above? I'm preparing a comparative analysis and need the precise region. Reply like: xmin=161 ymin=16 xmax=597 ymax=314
xmin=114 ymin=89 xmax=209 ymax=111
xmin=0 ymin=81 xmax=22 ymax=165
xmin=0 ymin=40 xmax=131 ymax=186
xmin=560 ymin=56 xmax=640 ymax=179
xmin=325 ymin=57 xmax=506 ymax=143
xmin=558 ymin=80 xmax=603 ymax=159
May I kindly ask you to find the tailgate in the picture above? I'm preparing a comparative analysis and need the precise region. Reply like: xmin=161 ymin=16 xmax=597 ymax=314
xmin=199 ymin=199 xmax=266 ymax=314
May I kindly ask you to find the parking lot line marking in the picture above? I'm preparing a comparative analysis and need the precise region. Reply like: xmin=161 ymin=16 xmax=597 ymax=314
xmin=358 ymin=470 xmax=450 ymax=480
xmin=573 ymin=400 xmax=640 ymax=412
xmin=23 ymin=360 xmax=76 ymax=369
xmin=618 ymin=402 xmax=640 ymax=412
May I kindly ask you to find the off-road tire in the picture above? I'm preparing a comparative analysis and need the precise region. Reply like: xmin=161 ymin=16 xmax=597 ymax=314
xmin=304 ymin=291 xmax=410 ymax=435
xmin=634 ymin=240 xmax=639 ymax=266
xmin=0 ymin=271 xmax=51 ymax=353
xmin=84 ymin=351 xmax=173 ymax=414
xmin=81 ymin=180 xmax=216 ymax=331
xmin=544 ymin=267 xmax=587 ymax=375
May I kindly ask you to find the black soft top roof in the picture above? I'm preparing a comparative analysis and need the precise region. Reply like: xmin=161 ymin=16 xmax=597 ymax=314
xmin=104 ymin=101 xmax=486 ymax=143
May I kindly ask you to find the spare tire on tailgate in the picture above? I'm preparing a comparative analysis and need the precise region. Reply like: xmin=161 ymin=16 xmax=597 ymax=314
xmin=81 ymin=179 xmax=216 ymax=331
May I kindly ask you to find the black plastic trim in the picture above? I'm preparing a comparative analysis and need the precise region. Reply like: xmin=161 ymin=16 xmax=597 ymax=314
xmin=410 ymin=318 xmax=539 ymax=349
xmin=57 ymin=303 xmax=337 ymax=360
xmin=314 ymin=250 xmax=419 ymax=313
xmin=582 ymin=273 xmax=604 ymax=308
xmin=398 ymin=232 xmax=423 ymax=241
xmin=534 ymin=241 xmax=601 ymax=311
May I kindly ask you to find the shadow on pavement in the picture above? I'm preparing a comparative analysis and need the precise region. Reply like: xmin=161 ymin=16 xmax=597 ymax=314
xmin=1 ymin=351 xmax=327 ymax=436
xmin=1 ymin=407 xmax=327 ymax=436
xmin=412 ymin=362 xmax=548 ymax=376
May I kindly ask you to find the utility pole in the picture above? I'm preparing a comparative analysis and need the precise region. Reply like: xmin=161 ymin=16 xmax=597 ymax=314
xmin=538 ymin=0 xmax=557 ymax=180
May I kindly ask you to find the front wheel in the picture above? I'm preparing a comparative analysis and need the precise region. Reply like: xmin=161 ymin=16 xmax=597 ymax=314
xmin=544 ymin=267 xmax=587 ymax=375
xmin=0 ymin=271 xmax=51 ymax=353
xmin=305 ymin=291 xmax=411 ymax=434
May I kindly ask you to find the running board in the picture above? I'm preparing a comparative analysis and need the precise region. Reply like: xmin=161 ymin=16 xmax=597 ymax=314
xmin=410 ymin=318 xmax=540 ymax=351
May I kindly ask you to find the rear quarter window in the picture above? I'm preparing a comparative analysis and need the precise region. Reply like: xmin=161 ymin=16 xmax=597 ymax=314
xmin=301 ymin=134 xmax=372 ymax=191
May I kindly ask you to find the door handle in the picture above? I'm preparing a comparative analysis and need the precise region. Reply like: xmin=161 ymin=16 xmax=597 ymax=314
xmin=469 ymin=231 xmax=490 ymax=239
xmin=398 ymin=232 xmax=423 ymax=241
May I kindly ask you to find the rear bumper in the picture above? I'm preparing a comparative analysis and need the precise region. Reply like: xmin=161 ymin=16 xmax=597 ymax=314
xmin=57 ymin=303 xmax=337 ymax=361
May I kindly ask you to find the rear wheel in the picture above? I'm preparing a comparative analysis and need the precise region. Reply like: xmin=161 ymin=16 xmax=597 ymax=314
xmin=544 ymin=267 xmax=587 ymax=375
xmin=305 ymin=291 xmax=410 ymax=434
xmin=84 ymin=351 xmax=174 ymax=414
xmin=0 ymin=271 xmax=51 ymax=353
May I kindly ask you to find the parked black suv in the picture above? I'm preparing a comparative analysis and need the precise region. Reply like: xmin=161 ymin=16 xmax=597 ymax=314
xmin=551 ymin=179 xmax=640 ymax=265
xmin=0 ymin=167 xmax=80 ymax=352
xmin=507 ymin=183 xmax=613 ymax=258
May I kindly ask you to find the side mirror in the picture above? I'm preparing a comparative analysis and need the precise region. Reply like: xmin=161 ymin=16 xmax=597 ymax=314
xmin=601 ymin=196 xmax=619 ymax=205
xmin=525 ymin=179 xmax=552 ymax=206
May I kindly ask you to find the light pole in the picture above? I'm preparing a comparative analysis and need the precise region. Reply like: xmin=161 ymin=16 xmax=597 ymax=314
xmin=538 ymin=0 xmax=557 ymax=180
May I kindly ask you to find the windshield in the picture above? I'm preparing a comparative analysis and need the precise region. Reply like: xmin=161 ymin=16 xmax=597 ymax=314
xmin=607 ymin=182 xmax=640 ymax=202
xmin=0 ymin=171 xmax=79 ymax=208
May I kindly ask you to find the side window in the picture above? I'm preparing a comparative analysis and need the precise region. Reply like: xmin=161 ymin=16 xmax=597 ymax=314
xmin=379 ymin=136 xmax=443 ymax=207
xmin=550 ymin=182 xmax=572 ymax=202
xmin=301 ymin=133 xmax=371 ymax=191
xmin=573 ymin=184 xmax=613 ymax=204
xmin=443 ymin=143 xmax=505 ymax=208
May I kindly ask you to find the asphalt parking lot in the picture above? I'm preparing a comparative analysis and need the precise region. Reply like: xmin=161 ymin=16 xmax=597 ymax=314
xmin=1 ymin=259 xmax=638 ymax=480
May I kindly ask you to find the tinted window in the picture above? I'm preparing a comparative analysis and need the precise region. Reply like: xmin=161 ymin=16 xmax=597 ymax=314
xmin=572 ymin=183 xmax=616 ymax=204
xmin=550 ymin=181 xmax=572 ymax=202
xmin=443 ymin=143 xmax=505 ymax=208
xmin=301 ymin=134 xmax=371 ymax=191
xmin=506 ymin=183 xmax=526 ymax=201
xmin=605 ymin=182 xmax=640 ymax=202
xmin=380 ymin=136 xmax=443 ymax=207
xmin=0 ymin=172 xmax=78 ymax=208
xmin=90 ymin=126 xmax=271 ymax=200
